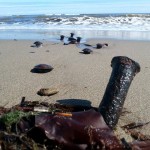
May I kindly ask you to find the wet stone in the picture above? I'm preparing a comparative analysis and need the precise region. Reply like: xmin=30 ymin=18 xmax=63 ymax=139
xmin=82 ymin=48 xmax=93 ymax=54
xmin=31 ymin=64 xmax=53 ymax=73
xmin=37 ymin=88 xmax=59 ymax=96
xmin=31 ymin=41 xmax=43 ymax=48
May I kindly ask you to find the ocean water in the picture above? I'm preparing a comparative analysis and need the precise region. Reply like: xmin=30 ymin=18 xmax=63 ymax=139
xmin=0 ymin=13 xmax=150 ymax=40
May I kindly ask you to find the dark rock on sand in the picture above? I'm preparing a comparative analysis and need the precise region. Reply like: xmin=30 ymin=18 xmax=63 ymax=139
xmin=63 ymin=33 xmax=82 ymax=45
xmin=96 ymin=43 xmax=108 ymax=49
xmin=64 ymin=38 xmax=77 ymax=45
xmin=82 ymin=48 xmax=93 ymax=54
xmin=68 ymin=38 xmax=77 ymax=44
xmin=68 ymin=33 xmax=77 ymax=44
xmin=31 ymin=64 xmax=53 ymax=73
xmin=31 ymin=41 xmax=43 ymax=48
xmin=37 ymin=88 xmax=59 ymax=96
xmin=81 ymin=43 xmax=108 ymax=49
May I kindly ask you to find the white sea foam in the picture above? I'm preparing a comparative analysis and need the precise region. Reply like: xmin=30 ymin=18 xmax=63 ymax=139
xmin=0 ymin=14 xmax=150 ymax=31
xmin=0 ymin=14 xmax=150 ymax=40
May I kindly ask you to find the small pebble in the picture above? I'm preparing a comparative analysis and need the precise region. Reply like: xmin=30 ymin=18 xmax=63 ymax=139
xmin=37 ymin=88 xmax=59 ymax=96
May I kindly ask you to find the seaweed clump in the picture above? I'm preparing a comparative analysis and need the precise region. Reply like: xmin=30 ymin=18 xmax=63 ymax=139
xmin=0 ymin=110 xmax=32 ymax=129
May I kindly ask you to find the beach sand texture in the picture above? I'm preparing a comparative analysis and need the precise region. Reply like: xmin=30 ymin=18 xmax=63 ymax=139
xmin=0 ymin=39 xmax=150 ymax=136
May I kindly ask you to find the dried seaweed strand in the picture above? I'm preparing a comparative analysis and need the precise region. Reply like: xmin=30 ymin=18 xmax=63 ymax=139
xmin=129 ymin=130 xmax=150 ymax=141
xmin=121 ymin=121 xmax=150 ymax=130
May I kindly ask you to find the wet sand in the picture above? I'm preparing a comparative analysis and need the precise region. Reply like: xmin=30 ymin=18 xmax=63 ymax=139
xmin=0 ymin=39 xmax=150 ymax=137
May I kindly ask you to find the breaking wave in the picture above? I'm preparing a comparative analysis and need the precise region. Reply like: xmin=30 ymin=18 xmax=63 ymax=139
xmin=0 ymin=13 xmax=150 ymax=31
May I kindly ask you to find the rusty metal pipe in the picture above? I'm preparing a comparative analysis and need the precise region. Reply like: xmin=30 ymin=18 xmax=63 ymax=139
xmin=99 ymin=56 xmax=140 ymax=128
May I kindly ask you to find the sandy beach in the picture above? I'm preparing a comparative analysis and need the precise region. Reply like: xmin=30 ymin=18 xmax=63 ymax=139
xmin=0 ymin=38 xmax=150 ymax=137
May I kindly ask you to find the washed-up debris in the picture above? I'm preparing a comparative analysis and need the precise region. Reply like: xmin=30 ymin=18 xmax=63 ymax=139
xmin=81 ymin=48 xmax=93 ymax=54
xmin=0 ymin=100 xmax=123 ymax=150
xmin=0 ymin=56 xmax=149 ymax=150
xmin=121 ymin=122 xmax=150 ymax=141
xmin=82 ymin=43 xmax=108 ymax=49
xmin=31 ymin=41 xmax=43 ymax=48
xmin=0 ymin=99 xmax=149 ymax=150
xmin=99 ymin=56 xmax=140 ymax=129
xmin=31 ymin=64 xmax=53 ymax=73
xmin=37 ymin=88 xmax=59 ymax=96
xmin=130 ymin=140 xmax=150 ymax=150
xmin=96 ymin=43 xmax=108 ymax=49
xmin=76 ymin=42 xmax=108 ymax=51
xmin=129 ymin=130 xmax=150 ymax=141
xmin=121 ymin=121 xmax=150 ymax=130
xmin=62 ymin=33 xmax=82 ymax=45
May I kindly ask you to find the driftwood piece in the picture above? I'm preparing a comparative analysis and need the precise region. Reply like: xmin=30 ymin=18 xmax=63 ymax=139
xmin=99 ymin=56 xmax=140 ymax=128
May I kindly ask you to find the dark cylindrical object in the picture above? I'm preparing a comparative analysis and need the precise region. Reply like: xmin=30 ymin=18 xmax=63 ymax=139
xmin=99 ymin=56 xmax=140 ymax=128
xmin=70 ymin=33 xmax=74 ymax=37
xmin=69 ymin=39 xmax=77 ymax=44
xmin=60 ymin=35 xmax=65 ymax=41
xmin=77 ymin=37 xmax=81 ymax=43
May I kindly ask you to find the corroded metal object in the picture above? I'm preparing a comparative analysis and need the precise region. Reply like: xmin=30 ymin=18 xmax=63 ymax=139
xmin=99 ymin=56 xmax=140 ymax=128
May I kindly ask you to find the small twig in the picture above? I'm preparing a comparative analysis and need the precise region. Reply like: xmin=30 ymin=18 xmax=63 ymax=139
xmin=121 ymin=108 xmax=132 ymax=116
xmin=121 ymin=121 xmax=150 ymax=130
xmin=121 ymin=138 xmax=132 ymax=150
xmin=0 ymin=131 xmax=32 ymax=149
xmin=129 ymin=130 xmax=150 ymax=141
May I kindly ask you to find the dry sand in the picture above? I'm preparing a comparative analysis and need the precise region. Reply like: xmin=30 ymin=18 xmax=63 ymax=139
xmin=0 ymin=39 xmax=150 ymax=137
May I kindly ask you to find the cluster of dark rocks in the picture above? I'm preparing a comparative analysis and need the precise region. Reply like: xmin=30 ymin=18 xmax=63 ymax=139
xmin=60 ymin=33 xmax=108 ymax=54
